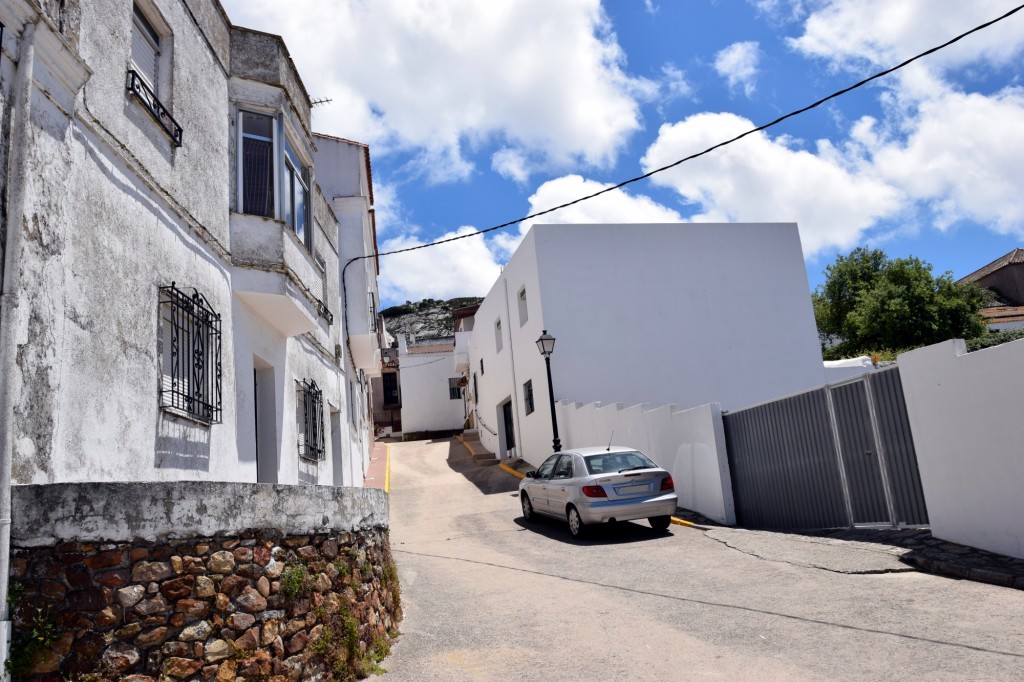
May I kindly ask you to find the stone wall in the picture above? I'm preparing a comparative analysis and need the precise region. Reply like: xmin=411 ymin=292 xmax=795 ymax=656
xmin=8 ymin=483 xmax=400 ymax=680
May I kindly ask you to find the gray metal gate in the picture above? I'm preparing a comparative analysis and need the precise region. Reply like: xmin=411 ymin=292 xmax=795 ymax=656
xmin=723 ymin=367 xmax=928 ymax=530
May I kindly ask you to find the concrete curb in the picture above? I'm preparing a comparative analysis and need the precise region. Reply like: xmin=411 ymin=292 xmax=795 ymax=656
xmin=454 ymin=434 xmax=476 ymax=457
xmin=499 ymin=462 xmax=525 ymax=479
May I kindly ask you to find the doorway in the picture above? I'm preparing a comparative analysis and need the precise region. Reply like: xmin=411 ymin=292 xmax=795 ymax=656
xmin=253 ymin=356 xmax=278 ymax=483
xmin=500 ymin=399 xmax=516 ymax=459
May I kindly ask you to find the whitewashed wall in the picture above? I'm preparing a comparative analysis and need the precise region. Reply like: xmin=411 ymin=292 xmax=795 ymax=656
xmin=399 ymin=350 xmax=466 ymax=433
xmin=558 ymin=400 xmax=735 ymax=525
xmin=469 ymin=223 xmax=826 ymax=468
xmin=899 ymin=338 xmax=1024 ymax=560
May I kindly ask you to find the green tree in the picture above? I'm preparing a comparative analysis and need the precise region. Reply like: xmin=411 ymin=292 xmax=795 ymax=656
xmin=813 ymin=247 xmax=989 ymax=358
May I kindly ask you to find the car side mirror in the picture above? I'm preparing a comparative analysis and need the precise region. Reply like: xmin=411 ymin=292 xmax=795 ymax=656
xmin=525 ymin=471 xmax=535 ymax=478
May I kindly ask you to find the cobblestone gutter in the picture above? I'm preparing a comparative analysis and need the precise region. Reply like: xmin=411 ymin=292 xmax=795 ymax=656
xmin=7 ymin=483 xmax=402 ymax=680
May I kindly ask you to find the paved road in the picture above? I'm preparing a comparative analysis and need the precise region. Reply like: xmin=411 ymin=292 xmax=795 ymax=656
xmin=379 ymin=439 xmax=1024 ymax=681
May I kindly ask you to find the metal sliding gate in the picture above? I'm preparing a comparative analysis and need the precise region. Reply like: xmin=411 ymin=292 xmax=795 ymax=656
xmin=722 ymin=367 xmax=928 ymax=530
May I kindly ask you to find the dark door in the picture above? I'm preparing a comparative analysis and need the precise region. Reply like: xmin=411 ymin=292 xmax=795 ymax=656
xmin=502 ymin=400 xmax=516 ymax=456
xmin=832 ymin=382 xmax=891 ymax=525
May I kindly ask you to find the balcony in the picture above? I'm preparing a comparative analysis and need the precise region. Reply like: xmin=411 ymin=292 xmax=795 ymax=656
xmin=230 ymin=213 xmax=322 ymax=337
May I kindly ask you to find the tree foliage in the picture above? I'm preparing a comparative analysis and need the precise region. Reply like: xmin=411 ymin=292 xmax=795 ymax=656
xmin=813 ymin=247 xmax=990 ymax=358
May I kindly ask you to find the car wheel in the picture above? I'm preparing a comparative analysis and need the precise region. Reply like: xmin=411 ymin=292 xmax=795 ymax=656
xmin=567 ymin=505 xmax=586 ymax=538
xmin=521 ymin=493 xmax=536 ymax=522
xmin=649 ymin=515 xmax=672 ymax=532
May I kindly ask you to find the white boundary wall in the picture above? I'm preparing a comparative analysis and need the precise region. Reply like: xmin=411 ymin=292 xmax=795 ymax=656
xmin=557 ymin=400 xmax=736 ymax=525
xmin=899 ymin=338 xmax=1024 ymax=559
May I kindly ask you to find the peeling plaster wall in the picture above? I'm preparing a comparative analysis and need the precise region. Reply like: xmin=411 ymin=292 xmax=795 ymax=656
xmin=2 ymin=1 xmax=372 ymax=488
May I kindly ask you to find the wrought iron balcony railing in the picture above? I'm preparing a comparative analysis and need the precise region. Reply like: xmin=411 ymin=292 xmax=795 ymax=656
xmin=126 ymin=69 xmax=183 ymax=147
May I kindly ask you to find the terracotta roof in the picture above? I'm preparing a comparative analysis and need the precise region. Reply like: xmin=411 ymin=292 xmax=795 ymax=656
xmin=960 ymin=248 xmax=1024 ymax=283
xmin=978 ymin=306 xmax=1024 ymax=324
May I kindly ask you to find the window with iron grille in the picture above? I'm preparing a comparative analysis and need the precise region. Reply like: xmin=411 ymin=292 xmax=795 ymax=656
xmin=298 ymin=379 xmax=325 ymax=461
xmin=448 ymin=378 xmax=462 ymax=400
xmin=159 ymin=284 xmax=222 ymax=423
xmin=523 ymin=380 xmax=534 ymax=415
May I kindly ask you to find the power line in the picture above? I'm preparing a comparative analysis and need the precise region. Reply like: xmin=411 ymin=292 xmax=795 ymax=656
xmin=351 ymin=2 xmax=1024 ymax=265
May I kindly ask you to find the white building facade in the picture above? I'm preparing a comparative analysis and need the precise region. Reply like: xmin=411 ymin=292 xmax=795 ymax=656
xmin=397 ymin=335 xmax=466 ymax=435
xmin=467 ymin=223 xmax=827 ymax=466
xmin=0 ymin=0 xmax=380 ymax=487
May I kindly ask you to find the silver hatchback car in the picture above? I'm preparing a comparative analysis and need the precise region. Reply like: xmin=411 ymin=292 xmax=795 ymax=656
xmin=519 ymin=446 xmax=678 ymax=537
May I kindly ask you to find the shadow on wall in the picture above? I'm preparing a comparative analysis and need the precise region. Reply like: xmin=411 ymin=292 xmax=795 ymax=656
xmin=155 ymin=411 xmax=211 ymax=471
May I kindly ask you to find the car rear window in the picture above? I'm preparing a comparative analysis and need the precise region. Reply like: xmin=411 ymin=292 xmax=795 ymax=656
xmin=584 ymin=451 xmax=657 ymax=475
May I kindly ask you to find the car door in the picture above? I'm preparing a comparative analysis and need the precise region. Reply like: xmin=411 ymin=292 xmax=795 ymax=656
xmin=546 ymin=454 xmax=577 ymax=518
xmin=529 ymin=455 xmax=559 ymax=514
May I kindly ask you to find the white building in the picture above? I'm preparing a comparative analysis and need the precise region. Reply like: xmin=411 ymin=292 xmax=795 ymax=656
xmin=398 ymin=335 xmax=467 ymax=435
xmin=467 ymin=223 xmax=827 ymax=465
xmin=0 ymin=0 xmax=381 ymax=487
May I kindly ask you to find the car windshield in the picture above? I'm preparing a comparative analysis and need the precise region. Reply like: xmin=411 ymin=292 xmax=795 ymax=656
xmin=583 ymin=451 xmax=658 ymax=475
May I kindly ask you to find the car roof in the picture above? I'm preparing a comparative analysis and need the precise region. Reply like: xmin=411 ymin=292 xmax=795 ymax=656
xmin=561 ymin=446 xmax=642 ymax=457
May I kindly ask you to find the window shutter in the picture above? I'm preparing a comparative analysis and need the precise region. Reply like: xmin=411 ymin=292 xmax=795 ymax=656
xmin=132 ymin=9 xmax=159 ymax=89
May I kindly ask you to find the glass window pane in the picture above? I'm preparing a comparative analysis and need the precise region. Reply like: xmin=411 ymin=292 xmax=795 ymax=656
xmin=242 ymin=136 xmax=274 ymax=217
xmin=242 ymin=112 xmax=273 ymax=140
xmin=294 ymin=180 xmax=307 ymax=244
xmin=283 ymin=167 xmax=294 ymax=228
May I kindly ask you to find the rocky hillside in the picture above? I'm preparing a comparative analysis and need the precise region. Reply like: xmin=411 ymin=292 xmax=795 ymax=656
xmin=381 ymin=297 xmax=482 ymax=342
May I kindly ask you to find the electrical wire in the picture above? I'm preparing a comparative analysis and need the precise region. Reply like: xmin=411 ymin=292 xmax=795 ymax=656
xmin=350 ymin=2 xmax=1024 ymax=264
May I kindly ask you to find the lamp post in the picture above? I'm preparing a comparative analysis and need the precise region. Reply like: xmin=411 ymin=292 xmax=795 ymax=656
xmin=536 ymin=330 xmax=561 ymax=453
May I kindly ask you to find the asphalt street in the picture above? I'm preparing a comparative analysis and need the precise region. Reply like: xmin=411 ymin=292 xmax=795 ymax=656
xmin=379 ymin=438 xmax=1024 ymax=681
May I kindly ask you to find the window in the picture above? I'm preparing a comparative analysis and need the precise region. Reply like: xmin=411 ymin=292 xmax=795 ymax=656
xmin=518 ymin=287 xmax=528 ymax=326
xmin=383 ymin=372 xmax=400 ymax=406
xmin=284 ymin=139 xmax=310 ymax=248
xmin=523 ymin=380 xmax=534 ymax=415
xmin=480 ymin=358 xmax=484 ymax=375
xmin=368 ymin=293 xmax=378 ymax=333
xmin=240 ymin=112 xmax=275 ymax=217
xmin=127 ymin=4 xmax=181 ymax=146
xmin=131 ymin=6 xmax=160 ymax=91
xmin=298 ymin=379 xmax=325 ymax=461
xmin=448 ymin=378 xmax=462 ymax=400
xmin=238 ymin=111 xmax=312 ymax=248
xmin=473 ymin=372 xmax=478 ymax=400
xmin=553 ymin=455 xmax=574 ymax=479
xmin=159 ymin=284 xmax=223 ymax=423
xmin=495 ymin=318 xmax=503 ymax=353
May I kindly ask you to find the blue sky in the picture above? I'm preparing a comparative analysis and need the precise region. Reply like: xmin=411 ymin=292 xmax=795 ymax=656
xmin=221 ymin=1 xmax=1024 ymax=307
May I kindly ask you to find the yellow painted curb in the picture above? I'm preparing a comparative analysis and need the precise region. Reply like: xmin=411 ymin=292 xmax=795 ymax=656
xmin=671 ymin=517 xmax=706 ymax=529
xmin=499 ymin=462 xmax=526 ymax=479
xmin=455 ymin=434 xmax=477 ymax=458
xmin=384 ymin=445 xmax=391 ymax=494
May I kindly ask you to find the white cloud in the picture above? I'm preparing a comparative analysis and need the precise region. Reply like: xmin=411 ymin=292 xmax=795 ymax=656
xmin=714 ymin=41 xmax=761 ymax=98
xmin=640 ymin=112 xmax=903 ymax=256
xmin=788 ymin=0 xmax=1024 ymax=75
xmin=377 ymin=227 xmax=503 ymax=305
xmin=869 ymin=87 xmax=1024 ymax=235
xmin=222 ymin=0 xmax=651 ymax=182
xmin=491 ymin=148 xmax=531 ymax=184
xmin=644 ymin=0 xmax=659 ymax=16
xmin=660 ymin=64 xmax=693 ymax=101
xmin=493 ymin=174 xmax=684 ymax=257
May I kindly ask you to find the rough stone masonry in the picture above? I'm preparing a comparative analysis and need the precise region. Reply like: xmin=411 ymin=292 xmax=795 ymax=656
xmin=8 ymin=482 xmax=401 ymax=680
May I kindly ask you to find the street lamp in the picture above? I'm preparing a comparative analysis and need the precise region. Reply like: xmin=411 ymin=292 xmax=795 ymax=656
xmin=536 ymin=330 xmax=561 ymax=453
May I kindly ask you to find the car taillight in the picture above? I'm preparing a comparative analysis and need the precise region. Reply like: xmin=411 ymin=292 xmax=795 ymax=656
xmin=661 ymin=475 xmax=674 ymax=492
xmin=581 ymin=485 xmax=607 ymax=498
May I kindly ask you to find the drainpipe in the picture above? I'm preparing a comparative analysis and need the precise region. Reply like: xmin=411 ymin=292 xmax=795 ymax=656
xmin=0 ymin=19 xmax=37 ymax=657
